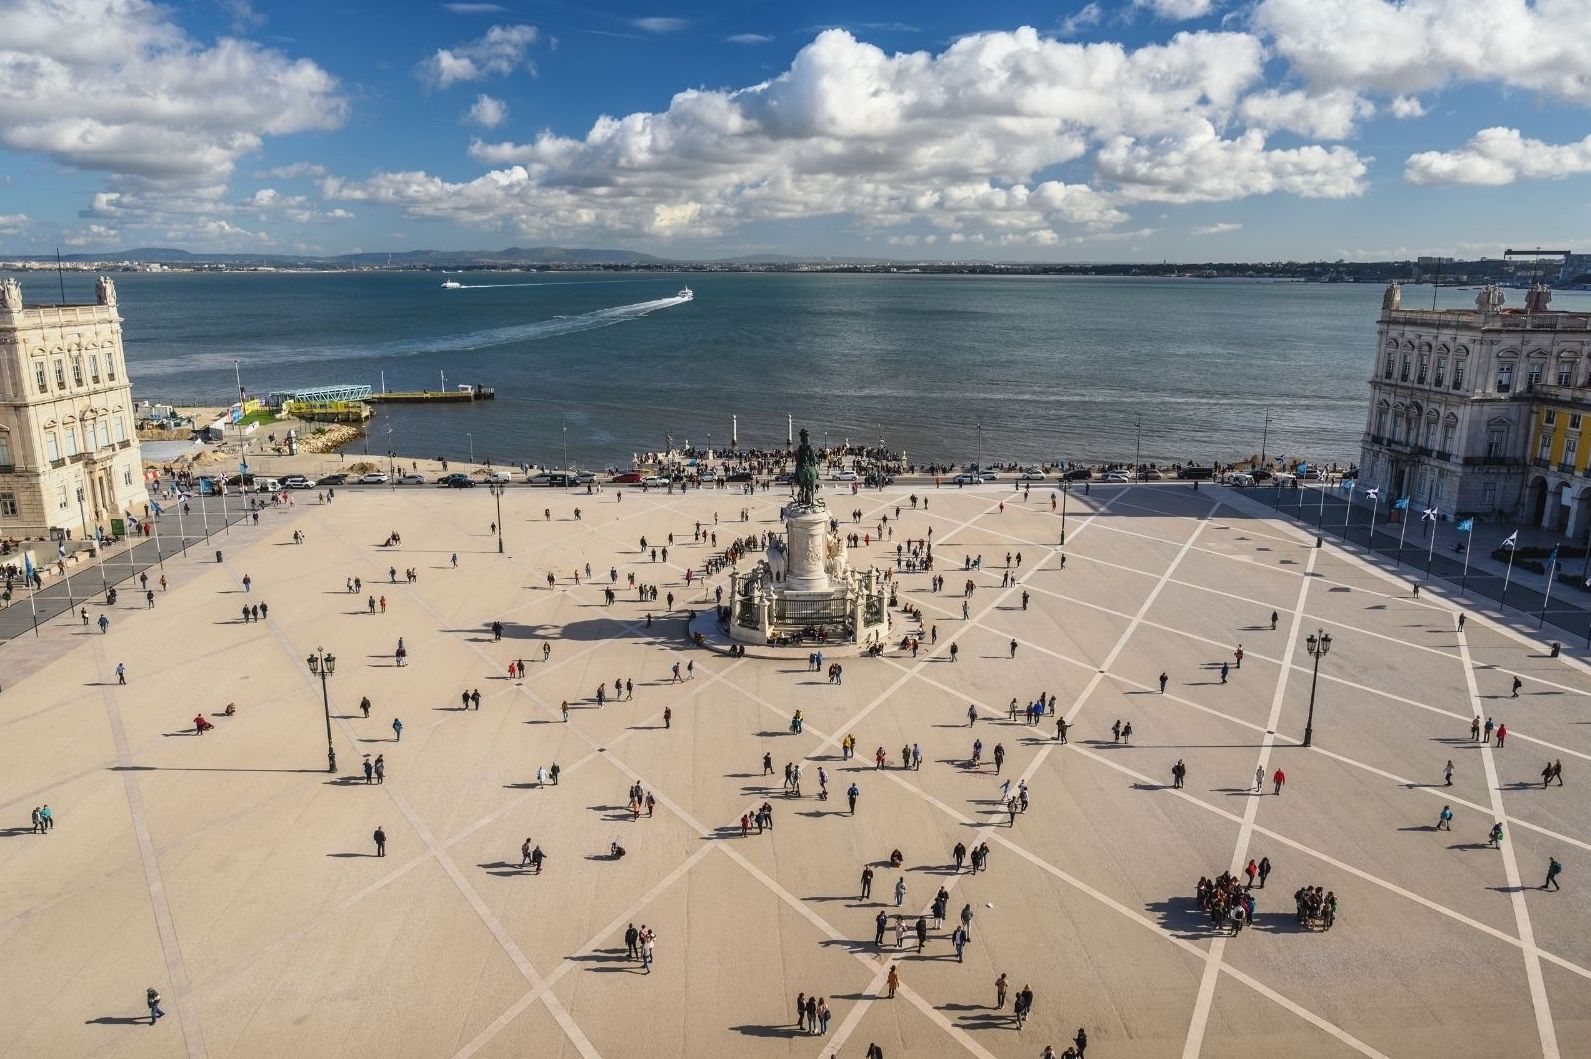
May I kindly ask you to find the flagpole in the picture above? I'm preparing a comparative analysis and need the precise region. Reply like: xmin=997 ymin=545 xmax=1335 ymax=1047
xmin=1539 ymin=552 xmax=1557 ymax=628
xmin=1502 ymin=545 xmax=1517 ymax=609
xmin=1368 ymin=494 xmax=1379 ymax=549
xmin=1319 ymin=478 xmax=1327 ymax=524
xmin=1425 ymin=513 xmax=1438 ymax=574
xmin=1343 ymin=484 xmax=1354 ymax=537
xmin=175 ymin=495 xmax=188 ymax=557
xmin=1396 ymin=505 xmax=1410 ymax=568
xmin=1461 ymin=527 xmax=1472 ymax=590
xmin=24 ymin=552 xmax=39 ymax=638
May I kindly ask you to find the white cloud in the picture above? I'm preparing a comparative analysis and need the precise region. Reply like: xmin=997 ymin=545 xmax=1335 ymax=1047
xmin=465 ymin=94 xmax=510 ymax=127
xmin=443 ymin=3 xmax=506 ymax=12
xmin=1405 ymin=126 xmax=1591 ymax=186
xmin=0 ymin=0 xmax=345 ymax=187
xmin=1058 ymin=4 xmax=1103 ymax=36
xmin=1136 ymin=0 xmax=1216 ymax=19
xmin=1238 ymin=88 xmax=1373 ymax=139
xmin=633 ymin=17 xmax=686 ymax=33
xmin=0 ymin=212 xmax=28 ymax=235
xmin=726 ymin=33 xmax=773 ymax=44
xmin=1097 ymin=125 xmax=1366 ymax=202
xmin=62 ymin=223 xmax=119 ymax=247
xmin=1255 ymin=0 xmax=1591 ymax=104
xmin=329 ymin=26 xmax=1366 ymax=245
xmin=1192 ymin=221 xmax=1241 ymax=234
xmin=1388 ymin=95 xmax=1426 ymax=118
xmin=417 ymin=24 xmax=538 ymax=88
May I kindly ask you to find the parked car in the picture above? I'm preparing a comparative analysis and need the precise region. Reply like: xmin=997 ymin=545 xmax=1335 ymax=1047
xmin=1251 ymin=468 xmax=1274 ymax=482
xmin=610 ymin=471 xmax=644 ymax=484
xmin=698 ymin=469 xmax=718 ymax=482
xmin=1017 ymin=470 xmax=1047 ymax=481
xmin=358 ymin=473 xmax=389 ymax=485
xmin=252 ymin=477 xmax=282 ymax=493
xmin=485 ymin=471 xmax=512 ymax=483
xmin=727 ymin=471 xmax=753 ymax=483
xmin=281 ymin=474 xmax=315 ymax=489
xmin=639 ymin=475 xmax=671 ymax=487
xmin=831 ymin=470 xmax=859 ymax=481
xmin=437 ymin=472 xmax=474 ymax=488
xmin=1137 ymin=470 xmax=1165 ymax=480
xmin=1222 ymin=472 xmax=1256 ymax=487
xmin=318 ymin=473 xmax=349 ymax=486
xmin=1062 ymin=468 xmax=1092 ymax=481
xmin=1177 ymin=466 xmax=1215 ymax=480
xmin=1100 ymin=471 xmax=1131 ymax=482
xmin=952 ymin=473 xmax=980 ymax=485
xmin=571 ymin=471 xmax=597 ymax=484
xmin=398 ymin=473 xmax=427 ymax=485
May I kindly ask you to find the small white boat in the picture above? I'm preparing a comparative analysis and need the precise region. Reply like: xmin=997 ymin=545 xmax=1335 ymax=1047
xmin=677 ymin=287 xmax=694 ymax=300
xmin=441 ymin=278 xmax=462 ymax=289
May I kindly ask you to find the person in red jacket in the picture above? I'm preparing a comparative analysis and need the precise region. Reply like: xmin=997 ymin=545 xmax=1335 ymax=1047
xmin=1273 ymin=768 xmax=1286 ymax=795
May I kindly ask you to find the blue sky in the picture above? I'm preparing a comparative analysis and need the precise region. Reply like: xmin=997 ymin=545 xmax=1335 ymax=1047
xmin=2 ymin=0 xmax=1590 ymax=260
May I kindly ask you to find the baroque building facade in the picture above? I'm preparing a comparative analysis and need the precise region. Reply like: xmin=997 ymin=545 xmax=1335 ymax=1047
xmin=0 ymin=276 xmax=145 ymax=538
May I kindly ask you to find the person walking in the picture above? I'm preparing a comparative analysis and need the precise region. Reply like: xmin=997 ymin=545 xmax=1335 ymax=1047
xmin=1272 ymin=768 xmax=1286 ymax=795
xmin=1270 ymin=610 xmax=1278 ymax=630
xmin=146 ymin=987 xmax=165 ymax=1025
xmin=116 ymin=662 xmax=126 ymax=685
xmin=1544 ymin=856 xmax=1563 ymax=891
xmin=1257 ymin=856 xmax=1272 ymax=887
xmin=361 ymin=696 xmax=371 ymax=719
xmin=1438 ymin=805 xmax=1453 ymax=831
xmin=847 ymin=782 xmax=860 ymax=815
xmin=952 ymin=924 xmax=967 ymax=962
xmin=968 ymin=704 xmax=978 ymax=726
xmin=995 ymin=973 xmax=1009 ymax=1009
xmin=391 ymin=717 xmax=403 ymax=741
xmin=1220 ymin=662 xmax=1229 ymax=684
xmin=98 ymin=614 xmax=109 ymax=634
xmin=1171 ymin=759 xmax=1186 ymax=789
xmin=1512 ymin=676 xmax=1522 ymax=698
xmin=1159 ymin=671 xmax=1168 ymax=694
xmin=861 ymin=866 xmax=874 ymax=899
xmin=894 ymin=876 xmax=907 ymax=908
xmin=373 ymin=825 xmax=387 ymax=857
xmin=640 ymin=932 xmax=654 ymax=973
xmin=874 ymin=910 xmax=889 ymax=946
xmin=1444 ymin=760 xmax=1455 ymax=786
xmin=363 ymin=758 xmax=374 ymax=784
xmin=1497 ymin=723 xmax=1508 ymax=748
xmin=885 ymin=964 xmax=900 ymax=999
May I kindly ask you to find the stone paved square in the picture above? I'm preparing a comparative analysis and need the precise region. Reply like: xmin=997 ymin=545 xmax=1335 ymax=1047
xmin=2 ymin=479 xmax=1588 ymax=1058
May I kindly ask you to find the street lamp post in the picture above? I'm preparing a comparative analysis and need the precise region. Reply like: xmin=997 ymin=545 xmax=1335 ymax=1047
xmin=306 ymin=646 xmax=338 ymax=773
xmin=467 ymin=432 xmax=475 ymax=467
xmin=1134 ymin=421 xmax=1142 ymax=479
xmin=489 ymin=481 xmax=505 ymax=553
xmin=1260 ymin=412 xmax=1272 ymax=468
xmin=562 ymin=416 xmax=569 ymax=471
xmin=1302 ymin=629 xmax=1333 ymax=748
xmin=1060 ymin=480 xmax=1070 ymax=546
xmin=977 ymin=424 xmax=984 ymax=470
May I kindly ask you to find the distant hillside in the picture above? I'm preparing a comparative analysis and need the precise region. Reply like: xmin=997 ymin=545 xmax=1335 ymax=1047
xmin=23 ymin=246 xmax=668 ymax=266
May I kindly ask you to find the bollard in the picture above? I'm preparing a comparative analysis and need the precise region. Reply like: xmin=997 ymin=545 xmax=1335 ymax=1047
xmin=215 ymin=549 xmax=223 ymax=563
xmin=1551 ymin=642 xmax=1561 ymax=658
xmin=1316 ymin=536 xmax=1323 ymax=549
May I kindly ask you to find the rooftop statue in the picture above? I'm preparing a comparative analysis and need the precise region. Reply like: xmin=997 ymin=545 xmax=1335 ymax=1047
xmin=1381 ymin=281 xmax=1401 ymax=311
xmin=95 ymin=275 xmax=117 ymax=307
xmin=1476 ymin=284 xmax=1506 ymax=314
xmin=0 ymin=277 xmax=20 ymax=311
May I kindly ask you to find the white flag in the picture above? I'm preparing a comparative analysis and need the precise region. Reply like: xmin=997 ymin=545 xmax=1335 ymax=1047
xmin=1422 ymin=507 xmax=1439 ymax=520
xmin=1366 ymin=487 xmax=1380 ymax=500
xmin=1502 ymin=531 xmax=1519 ymax=548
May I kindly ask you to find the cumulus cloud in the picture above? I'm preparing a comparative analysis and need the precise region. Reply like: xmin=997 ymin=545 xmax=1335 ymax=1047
xmin=1388 ymin=95 xmax=1426 ymax=118
xmin=242 ymin=187 xmax=355 ymax=222
xmin=1405 ymin=126 xmax=1591 ymax=185
xmin=62 ymin=223 xmax=119 ymax=246
xmin=633 ymin=17 xmax=686 ymax=33
xmin=328 ymin=26 xmax=1363 ymax=244
xmin=0 ymin=0 xmax=345 ymax=187
xmin=0 ymin=212 xmax=28 ymax=235
xmin=1192 ymin=221 xmax=1242 ymax=234
xmin=465 ymin=93 xmax=510 ymax=127
xmin=1255 ymin=0 xmax=1591 ymax=104
xmin=417 ymin=23 xmax=538 ymax=88
xmin=1137 ymin=0 xmax=1216 ymax=19
xmin=260 ymin=161 xmax=328 ymax=180
xmin=726 ymin=33 xmax=772 ymax=44
xmin=1238 ymin=88 xmax=1373 ymax=140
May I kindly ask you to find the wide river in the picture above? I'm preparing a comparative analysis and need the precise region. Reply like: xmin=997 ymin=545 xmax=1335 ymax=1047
xmin=15 ymin=269 xmax=1586 ymax=470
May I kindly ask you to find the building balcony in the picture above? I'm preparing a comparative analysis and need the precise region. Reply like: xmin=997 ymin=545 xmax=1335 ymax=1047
xmin=1462 ymin=455 xmax=1523 ymax=467
xmin=1434 ymin=451 xmax=1453 ymax=462
xmin=1560 ymin=461 xmax=1579 ymax=474
xmin=1534 ymin=457 xmax=1551 ymax=468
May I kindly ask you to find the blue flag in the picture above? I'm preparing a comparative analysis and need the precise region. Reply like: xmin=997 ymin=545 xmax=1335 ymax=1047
xmin=1456 ymin=518 xmax=1473 ymax=532
xmin=1340 ymin=480 xmax=1355 ymax=491
xmin=1548 ymin=545 xmax=1560 ymax=569
xmin=150 ymin=498 xmax=164 ymax=515
xmin=1393 ymin=497 xmax=1410 ymax=510
xmin=23 ymin=552 xmax=34 ymax=582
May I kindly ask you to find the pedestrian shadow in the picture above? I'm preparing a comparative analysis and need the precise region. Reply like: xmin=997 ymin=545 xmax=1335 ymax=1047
xmin=85 ymin=1015 xmax=149 ymax=1026
xmin=1397 ymin=824 xmax=1440 ymax=832
xmin=730 ymin=1024 xmax=804 ymax=1038
xmin=566 ymin=948 xmax=630 ymax=965
xmin=1144 ymin=897 xmax=1222 ymax=939
xmin=1448 ymin=842 xmax=1494 ymax=851
xmin=0 ymin=826 xmax=38 ymax=837
xmin=1491 ymin=884 xmax=1537 ymax=894
xmin=479 ymin=860 xmax=538 ymax=877
xmin=951 ymin=1012 xmax=1015 ymax=1030
xmin=326 ymin=852 xmax=376 ymax=858
xmin=325 ymin=776 xmax=367 ymax=786
xmin=503 ymin=782 xmax=545 ymax=790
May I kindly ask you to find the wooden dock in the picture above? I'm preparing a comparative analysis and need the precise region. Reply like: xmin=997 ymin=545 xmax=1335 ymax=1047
xmin=367 ymin=386 xmax=495 ymax=404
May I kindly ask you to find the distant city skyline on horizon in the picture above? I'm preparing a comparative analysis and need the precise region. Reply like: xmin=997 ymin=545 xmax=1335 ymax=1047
xmin=4 ymin=0 xmax=1591 ymax=262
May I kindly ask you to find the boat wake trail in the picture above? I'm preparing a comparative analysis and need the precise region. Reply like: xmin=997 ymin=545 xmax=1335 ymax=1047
xmin=405 ymin=294 xmax=691 ymax=353
xmin=130 ymin=294 xmax=690 ymax=378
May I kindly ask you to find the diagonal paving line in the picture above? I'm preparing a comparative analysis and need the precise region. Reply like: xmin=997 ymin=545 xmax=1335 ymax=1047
xmin=92 ymin=641 xmax=207 ymax=1059
xmin=1457 ymin=626 xmax=1561 ymax=1058
xmin=1182 ymin=546 xmax=1316 ymax=1059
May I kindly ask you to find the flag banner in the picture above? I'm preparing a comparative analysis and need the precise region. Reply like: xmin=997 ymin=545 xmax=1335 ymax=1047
xmin=1394 ymin=497 xmax=1410 ymax=510
xmin=1422 ymin=508 xmax=1439 ymax=520
xmin=1457 ymin=518 xmax=1473 ymax=532
xmin=1366 ymin=487 xmax=1380 ymax=500
xmin=1502 ymin=531 xmax=1519 ymax=548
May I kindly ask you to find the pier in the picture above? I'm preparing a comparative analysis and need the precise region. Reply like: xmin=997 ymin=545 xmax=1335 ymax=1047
xmin=366 ymin=384 xmax=494 ymax=404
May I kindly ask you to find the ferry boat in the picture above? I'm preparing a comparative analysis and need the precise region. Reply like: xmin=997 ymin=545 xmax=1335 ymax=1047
xmin=441 ymin=278 xmax=462 ymax=289
xmin=677 ymin=287 xmax=694 ymax=300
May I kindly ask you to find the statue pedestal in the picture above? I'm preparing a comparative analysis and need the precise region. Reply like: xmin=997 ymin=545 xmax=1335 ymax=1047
xmin=784 ymin=509 xmax=831 ymax=593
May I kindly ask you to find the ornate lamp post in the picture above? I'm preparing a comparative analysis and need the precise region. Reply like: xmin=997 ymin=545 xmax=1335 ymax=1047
xmin=488 ymin=480 xmax=506 ymax=553
xmin=306 ymin=647 xmax=338 ymax=772
xmin=1060 ymin=480 xmax=1070 ymax=546
xmin=1302 ymin=629 xmax=1332 ymax=748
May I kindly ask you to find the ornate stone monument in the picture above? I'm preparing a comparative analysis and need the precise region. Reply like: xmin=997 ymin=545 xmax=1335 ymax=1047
xmin=726 ymin=428 xmax=889 ymax=649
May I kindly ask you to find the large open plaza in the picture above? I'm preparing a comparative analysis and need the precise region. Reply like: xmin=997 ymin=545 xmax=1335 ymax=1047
xmin=2 ymin=478 xmax=1588 ymax=1059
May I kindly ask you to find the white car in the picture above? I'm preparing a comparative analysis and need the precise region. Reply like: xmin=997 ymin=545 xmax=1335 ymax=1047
xmin=281 ymin=474 xmax=316 ymax=489
xmin=398 ymin=473 xmax=427 ymax=485
xmin=698 ymin=469 xmax=718 ymax=482
xmin=831 ymin=471 xmax=859 ymax=481
xmin=639 ymin=475 xmax=671 ymax=487
xmin=358 ymin=473 xmax=389 ymax=484
xmin=1018 ymin=471 xmax=1047 ymax=481
xmin=1100 ymin=471 xmax=1131 ymax=482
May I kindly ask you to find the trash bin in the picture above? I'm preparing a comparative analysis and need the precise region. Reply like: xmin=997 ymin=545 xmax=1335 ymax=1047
xmin=215 ymin=549 xmax=223 ymax=563
xmin=1551 ymin=642 xmax=1561 ymax=658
